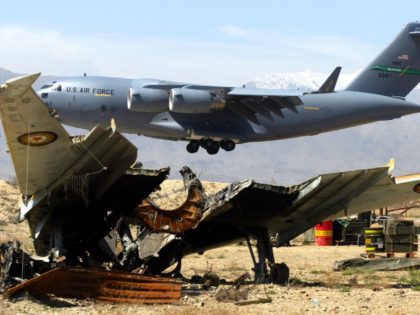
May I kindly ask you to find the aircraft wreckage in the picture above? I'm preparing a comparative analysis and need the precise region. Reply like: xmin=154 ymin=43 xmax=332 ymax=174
xmin=2 ymin=74 xmax=420 ymax=301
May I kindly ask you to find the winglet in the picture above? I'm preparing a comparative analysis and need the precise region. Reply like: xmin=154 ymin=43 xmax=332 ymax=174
xmin=318 ymin=67 xmax=341 ymax=93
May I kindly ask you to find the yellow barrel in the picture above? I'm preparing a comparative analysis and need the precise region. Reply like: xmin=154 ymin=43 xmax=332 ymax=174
xmin=365 ymin=227 xmax=385 ymax=253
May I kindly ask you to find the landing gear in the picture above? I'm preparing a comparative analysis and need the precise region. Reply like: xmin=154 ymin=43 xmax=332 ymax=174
xmin=206 ymin=142 xmax=220 ymax=155
xmin=220 ymin=139 xmax=235 ymax=152
xmin=245 ymin=229 xmax=289 ymax=284
xmin=185 ymin=138 xmax=236 ymax=155
xmin=186 ymin=141 xmax=200 ymax=153
xmin=200 ymin=138 xmax=220 ymax=155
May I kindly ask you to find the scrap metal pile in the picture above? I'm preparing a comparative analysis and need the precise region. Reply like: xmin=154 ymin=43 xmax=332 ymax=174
xmin=2 ymin=74 xmax=420 ymax=303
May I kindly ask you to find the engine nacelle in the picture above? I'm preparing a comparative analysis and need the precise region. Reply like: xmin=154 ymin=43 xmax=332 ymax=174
xmin=169 ymin=88 xmax=225 ymax=114
xmin=127 ymin=88 xmax=168 ymax=113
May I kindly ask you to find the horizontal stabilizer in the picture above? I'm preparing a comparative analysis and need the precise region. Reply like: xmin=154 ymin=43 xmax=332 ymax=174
xmin=317 ymin=66 xmax=341 ymax=93
xmin=409 ymin=26 xmax=420 ymax=37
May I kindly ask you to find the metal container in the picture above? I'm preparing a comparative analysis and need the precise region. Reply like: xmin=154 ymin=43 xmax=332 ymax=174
xmin=315 ymin=220 xmax=333 ymax=246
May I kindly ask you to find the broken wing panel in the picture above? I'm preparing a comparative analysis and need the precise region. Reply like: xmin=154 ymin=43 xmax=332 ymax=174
xmin=0 ymin=74 xmax=76 ymax=195
xmin=202 ymin=180 xmax=299 ymax=222
xmin=343 ymin=174 xmax=420 ymax=217
xmin=67 ymin=125 xmax=138 ymax=198
xmin=272 ymin=166 xmax=390 ymax=242
xmin=200 ymin=166 xmax=392 ymax=246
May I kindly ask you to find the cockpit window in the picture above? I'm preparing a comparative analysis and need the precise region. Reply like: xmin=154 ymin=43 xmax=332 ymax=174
xmin=41 ymin=83 xmax=62 ymax=92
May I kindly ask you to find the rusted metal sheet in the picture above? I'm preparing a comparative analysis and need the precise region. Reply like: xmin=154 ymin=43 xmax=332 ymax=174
xmin=135 ymin=168 xmax=205 ymax=233
xmin=136 ymin=186 xmax=204 ymax=233
xmin=4 ymin=267 xmax=181 ymax=304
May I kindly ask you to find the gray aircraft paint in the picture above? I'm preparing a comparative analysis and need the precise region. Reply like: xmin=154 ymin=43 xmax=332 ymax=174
xmin=39 ymin=22 xmax=420 ymax=153
xmin=347 ymin=22 xmax=420 ymax=97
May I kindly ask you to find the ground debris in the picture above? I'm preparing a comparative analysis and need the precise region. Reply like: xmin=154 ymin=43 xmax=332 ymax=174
xmin=233 ymin=272 xmax=251 ymax=287
xmin=214 ymin=286 xmax=250 ymax=302
xmin=235 ymin=297 xmax=272 ymax=306
xmin=4 ymin=267 xmax=182 ymax=304
xmin=334 ymin=257 xmax=420 ymax=271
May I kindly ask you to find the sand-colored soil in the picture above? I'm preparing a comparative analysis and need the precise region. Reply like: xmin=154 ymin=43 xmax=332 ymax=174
xmin=0 ymin=180 xmax=419 ymax=314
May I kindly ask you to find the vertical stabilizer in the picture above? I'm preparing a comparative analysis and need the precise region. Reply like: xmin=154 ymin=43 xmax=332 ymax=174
xmin=346 ymin=22 xmax=420 ymax=97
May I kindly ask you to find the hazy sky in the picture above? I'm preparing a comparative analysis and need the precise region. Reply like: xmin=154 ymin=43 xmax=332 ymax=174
xmin=1 ymin=0 xmax=419 ymax=84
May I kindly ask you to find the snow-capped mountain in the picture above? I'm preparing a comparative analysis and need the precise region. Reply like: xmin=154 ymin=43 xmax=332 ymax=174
xmin=251 ymin=69 xmax=420 ymax=103
xmin=252 ymin=70 xmax=356 ymax=90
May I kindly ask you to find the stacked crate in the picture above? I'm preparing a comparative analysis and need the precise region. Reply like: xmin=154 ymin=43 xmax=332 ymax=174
xmin=385 ymin=220 xmax=419 ymax=258
xmin=342 ymin=220 xmax=367 ymax=245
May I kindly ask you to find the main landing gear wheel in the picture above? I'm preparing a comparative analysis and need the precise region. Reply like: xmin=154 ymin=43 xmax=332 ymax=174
xmin=200 ymin=138 xmax=220 ymax=155
xmin=220 ymin=140 xmax=235 ymax=152
xmin=269 ymin=263 xmax=289 ymax=284
xmin=200 ymin=138 xmax=214 ymax=149
xmin=206 ymin=143 xmax=220 ymax=155
xmin=245 ymin=229 xmax=290 ymax=284
xmin=207 ymin=143 xmax=220 ymax=155
xmin=186 ymin=141 xmax=200 ymax=153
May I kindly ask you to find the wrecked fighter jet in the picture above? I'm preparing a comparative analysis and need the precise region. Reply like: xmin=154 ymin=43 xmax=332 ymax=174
xmin=2 ymin=74 xmax=420 ymax=290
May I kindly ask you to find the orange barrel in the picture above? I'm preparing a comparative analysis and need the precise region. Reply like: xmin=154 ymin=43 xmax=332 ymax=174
xmin=315 ymin=220 xmax=333 ymax=246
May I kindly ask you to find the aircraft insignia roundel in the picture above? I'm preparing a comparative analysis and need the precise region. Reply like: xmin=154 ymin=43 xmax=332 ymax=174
xmin=17 ymin=131 xmax=58 ymax=146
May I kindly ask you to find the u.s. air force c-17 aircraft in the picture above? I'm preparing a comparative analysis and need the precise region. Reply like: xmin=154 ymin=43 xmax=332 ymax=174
xmin=38 ymin=22 xmax=420 ymax=155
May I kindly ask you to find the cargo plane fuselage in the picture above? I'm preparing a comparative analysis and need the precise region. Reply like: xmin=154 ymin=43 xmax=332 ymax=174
xmin=38 ymin=22 xmax=420 ymax=154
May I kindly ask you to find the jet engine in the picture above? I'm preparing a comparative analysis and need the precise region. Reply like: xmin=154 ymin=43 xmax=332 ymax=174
xmin=127 ymin=88 xmax=168 ymax=113
xmin=169 ymin=88 xmax=225 ymax=114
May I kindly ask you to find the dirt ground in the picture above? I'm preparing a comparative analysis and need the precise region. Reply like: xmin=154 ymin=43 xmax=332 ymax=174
xmin=0 ymin=180 xmax=419 ymax=314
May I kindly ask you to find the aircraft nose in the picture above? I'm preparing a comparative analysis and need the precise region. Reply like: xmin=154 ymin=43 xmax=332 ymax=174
xmin=35 ymin=89 xmax=43 ymax=98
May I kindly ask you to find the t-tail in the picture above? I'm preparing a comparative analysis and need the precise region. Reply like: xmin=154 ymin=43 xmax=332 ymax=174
xmin=346 ymin=22 xmax=420 ymax=98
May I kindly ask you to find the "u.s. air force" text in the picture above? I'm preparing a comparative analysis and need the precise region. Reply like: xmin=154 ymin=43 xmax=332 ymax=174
xmin=66 ymin=87 xmax=115 ymax=95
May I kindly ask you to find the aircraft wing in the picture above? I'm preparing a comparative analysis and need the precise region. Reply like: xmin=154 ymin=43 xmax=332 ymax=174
xmin=199 ymin=162 xmax=420 ymax=244
xmin=143 ymin=81 xmax=304 ymax=125
xmin=344 ymin=172 xmax=420 ymax=216
xmin=226 ymin=88 xmax=304 ymax=124
xmin=0 ymin=74 xmax=77 ymax=196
